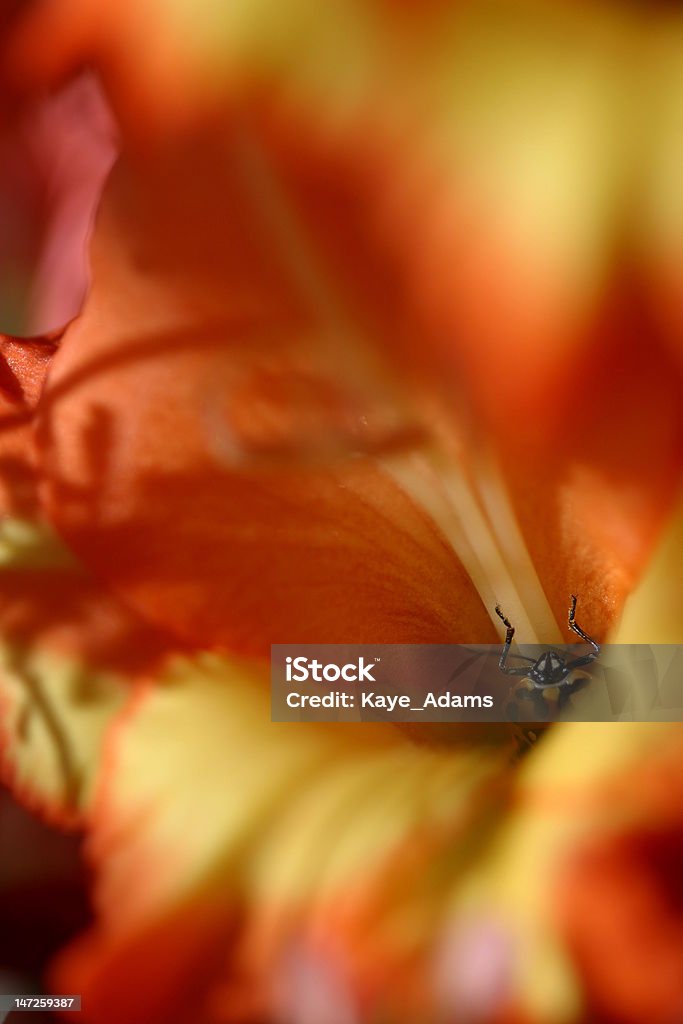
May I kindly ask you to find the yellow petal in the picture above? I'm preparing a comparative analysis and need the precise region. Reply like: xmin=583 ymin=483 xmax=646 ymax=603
xmin=613 ymin=487 xmax=683 ymax=643
xmin=52 ymin=653 xmax=513 ymax=1023
xmin=0 ymin=517 xmax=166 ymax=825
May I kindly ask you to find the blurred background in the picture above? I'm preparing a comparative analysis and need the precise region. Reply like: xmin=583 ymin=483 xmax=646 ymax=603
xmin=0 ymin=785 xmax=89 ymax=1024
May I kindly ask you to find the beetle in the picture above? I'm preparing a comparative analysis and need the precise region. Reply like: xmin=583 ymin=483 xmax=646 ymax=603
xmin=495 ymin=595 xmax=600 ymax=721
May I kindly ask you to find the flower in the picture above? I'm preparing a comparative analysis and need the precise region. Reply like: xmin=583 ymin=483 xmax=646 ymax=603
xmin=8 ymin=0 xmax=682 ymax=649
xmin=1 ymin=3 xmax=683 ymax=1024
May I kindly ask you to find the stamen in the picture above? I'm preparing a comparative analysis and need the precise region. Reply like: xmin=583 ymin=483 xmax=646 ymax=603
xmin=473 ymin=451 xmax=562 ymax=642
xmin=383 ymin=446 xmax=562 ymax=643
xmin=383 ymin=448 xmax=500 ymax=624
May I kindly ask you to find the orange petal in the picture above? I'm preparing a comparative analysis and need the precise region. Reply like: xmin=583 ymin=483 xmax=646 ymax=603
xmin=557 ymin=732 xmax=683 ymax=1024
xmin=561 ymin=828 xmax=683 ymax=1024
xmin=499 ymin=284 xmax=683 ymax=642
xmin=0 ymin=334 xmax=56 ymax=518
xmin=36 ymin=135 xmax=495 ymax=652
xmin=51 ymin=898 xmax=240 ymax=1024
xmin=246 ymin=119 xmax=683 ymax=640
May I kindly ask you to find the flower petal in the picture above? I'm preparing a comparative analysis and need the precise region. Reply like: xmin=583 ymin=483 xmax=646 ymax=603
xmin=0 ymin=336 xmax=181 ymax=824
xmin=613 ymin=489 xmax=683 ymax=643
xmin=0 ymin=74 xmax=117 ymax=337
xmin=445 ymin=722 xmax=683 ymax=1022
xmin=555 ymin=724 xmax=683 ymax=1024
xmin=36 ymin=136 xmax=496 ymax=651
xmin=50 ymin=653 xmax=512 ymax=1023
xmin=0 ymin=517 xmax=180 ymax=826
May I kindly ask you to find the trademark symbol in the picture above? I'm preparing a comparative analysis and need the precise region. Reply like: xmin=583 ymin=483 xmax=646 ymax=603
xmin=374 ymin=657 xmax=381 ymax=662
